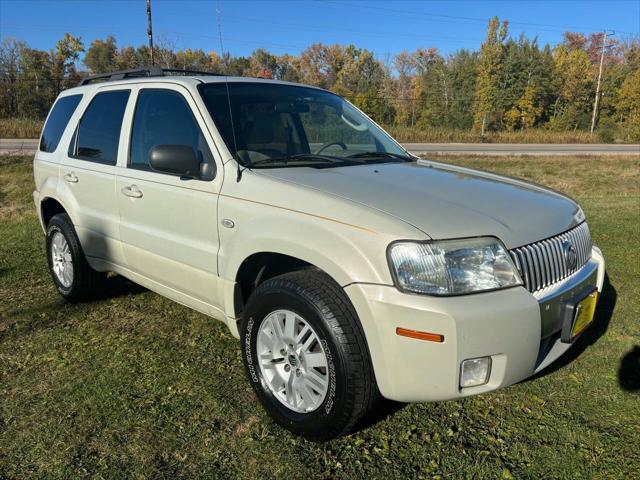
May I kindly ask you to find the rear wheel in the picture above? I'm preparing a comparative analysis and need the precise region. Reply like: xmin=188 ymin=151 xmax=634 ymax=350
xmin=46 ymin=213 xmax=106 ymax=302
xmin=240 ymin=269 xmax=378 ymax=441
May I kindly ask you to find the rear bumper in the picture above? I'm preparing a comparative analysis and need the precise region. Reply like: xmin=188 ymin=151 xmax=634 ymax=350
xmin=344 ymin=246 xmax=605 ymax=403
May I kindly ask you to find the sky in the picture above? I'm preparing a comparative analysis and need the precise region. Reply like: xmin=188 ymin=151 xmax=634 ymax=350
xmin=1 ymin=0 xmax=639 ymax=61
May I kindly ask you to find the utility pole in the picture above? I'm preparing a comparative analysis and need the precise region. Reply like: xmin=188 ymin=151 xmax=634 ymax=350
xmin=590 ymin=31 xmax=614 ymax=137
xmin=147 ymin=0 xmax=154 ymax=65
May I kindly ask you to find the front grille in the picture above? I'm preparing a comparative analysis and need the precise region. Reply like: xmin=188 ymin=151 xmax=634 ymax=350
xmin=509 ymin=222 xmax=592 ymax=293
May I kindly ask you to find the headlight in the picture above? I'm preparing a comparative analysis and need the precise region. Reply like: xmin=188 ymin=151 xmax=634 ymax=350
xmin=388 ymin=237 xmax=522 ymax=295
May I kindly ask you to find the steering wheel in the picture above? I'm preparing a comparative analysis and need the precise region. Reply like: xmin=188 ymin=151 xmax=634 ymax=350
xmin=314 ymin=141 xmax=347 ymax=155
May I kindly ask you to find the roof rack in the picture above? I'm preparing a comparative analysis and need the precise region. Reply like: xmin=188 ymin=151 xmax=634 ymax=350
xmin=78 ymin=67 xmax=224 ymax=86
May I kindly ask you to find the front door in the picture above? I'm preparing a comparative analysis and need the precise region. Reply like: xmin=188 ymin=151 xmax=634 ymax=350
xmin=116 ymin=84 xmax=223 ymax=310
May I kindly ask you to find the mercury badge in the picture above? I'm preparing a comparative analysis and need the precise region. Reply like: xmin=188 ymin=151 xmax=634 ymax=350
xmin=562 ymin=239 xmax=578 ymax=270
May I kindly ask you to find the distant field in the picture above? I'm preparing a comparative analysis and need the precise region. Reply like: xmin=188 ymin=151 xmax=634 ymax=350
xmin=1 ymin=154 xmax=639 ymax=479
xmin=0 ymin=118 xmax=43 ymax=139
xmin=385 ymin=125 xmax=604 ymax=144
xmin=0 ymin=117 xmax=628 ymax=144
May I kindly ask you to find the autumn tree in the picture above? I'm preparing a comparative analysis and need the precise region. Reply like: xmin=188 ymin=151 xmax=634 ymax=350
xmin=51 ymin=33 xmax=84 ymax=90
xmin=0 ymin=38 xmax=26 ymax=117
xmin=505 ymin=85 xmax=542 ymax=130
xmin=18 ymin=48 xmax=55 ymax=118
xmin=616 ymin=69 xmax=640 ymax=141
xmin=393 ymin=51 xmax=418 ymax=126
xmin=84 ymin=35 xmax=117 ymax=73
xmin=249 ymin=48 xmax=278 ymax=78
xmin=413 ymin=48 xmax=451 ymax=128
xmin=447 ymin=49 xmax=478 ymax=129
xmin=298 ymin=43 xmax=346 ymax=89
xmin=473 ymin=17 xmax=508 ymax=131
xmin=550 ymin=44 xmax=592 ymax=129
xmin=334 ymin=47 xmax=391 ymax=123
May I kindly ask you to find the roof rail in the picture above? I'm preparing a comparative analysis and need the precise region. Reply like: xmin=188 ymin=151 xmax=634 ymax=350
xmin=78 ymin=67 xmax=224 ymax=86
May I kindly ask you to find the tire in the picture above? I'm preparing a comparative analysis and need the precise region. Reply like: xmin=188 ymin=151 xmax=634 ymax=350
xmin=46 ymin=213 xmax=106 ymax=302
xmin=240 ymin=269 xmax=378 ymax=441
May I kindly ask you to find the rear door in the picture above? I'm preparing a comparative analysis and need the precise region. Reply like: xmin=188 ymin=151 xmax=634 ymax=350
xmin=116 ymin=83 xmax=224 ymax=310
xmin=61 ymin=86 xmax=131 ymax=265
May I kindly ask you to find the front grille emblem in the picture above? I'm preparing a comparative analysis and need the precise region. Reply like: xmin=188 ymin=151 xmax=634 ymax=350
xmin=562 ymin=239 xmax=578 ymax=270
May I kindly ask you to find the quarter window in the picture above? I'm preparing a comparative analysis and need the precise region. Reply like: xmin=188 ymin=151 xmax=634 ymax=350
xmin=129 ymin=89 xmax=215 ymax=180
xmin=70 ymin=90 xmax=130 ymax=165
xmin=39 ymin=94 xmax=83 ymax=153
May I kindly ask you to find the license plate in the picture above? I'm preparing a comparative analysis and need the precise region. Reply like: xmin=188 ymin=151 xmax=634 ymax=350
xmin=561 ymin=287 xmax=598 ymax=343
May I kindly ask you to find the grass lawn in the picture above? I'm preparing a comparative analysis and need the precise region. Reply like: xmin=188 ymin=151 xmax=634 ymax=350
xmin=1 ymin=154 xmax=639 ymax=479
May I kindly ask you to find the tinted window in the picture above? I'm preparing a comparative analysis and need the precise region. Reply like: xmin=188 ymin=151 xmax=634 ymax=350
xmin=71 ymin=90 xmax=130 ymax=165
xmin=39 ymin=94 xmax=82 ymax=152
xmin=198 ymin=82 xmax=404 ymax=168
xmin=129 ymin=89 xmax=214 ymax=179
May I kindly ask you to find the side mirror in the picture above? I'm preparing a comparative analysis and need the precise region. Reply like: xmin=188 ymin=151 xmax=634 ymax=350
xmin=149 ymin=144 xmax=200 ymax=178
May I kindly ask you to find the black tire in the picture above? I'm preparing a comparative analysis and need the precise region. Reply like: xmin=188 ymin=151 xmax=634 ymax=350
xmin=240 ymin=269 xmax=379 ymax=441
xmin=46 ymin=213 xmax=106 ymax=302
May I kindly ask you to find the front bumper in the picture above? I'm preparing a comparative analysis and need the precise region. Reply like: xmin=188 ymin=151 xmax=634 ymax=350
xmin=344 ymin=246 xmax=605 ymax=403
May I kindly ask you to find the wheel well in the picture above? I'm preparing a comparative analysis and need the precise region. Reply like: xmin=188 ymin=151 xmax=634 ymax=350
xmin=40 ymin=198 xmax=67 ymax=227
xmin=234 ymin=252 xmax=313 ymax=315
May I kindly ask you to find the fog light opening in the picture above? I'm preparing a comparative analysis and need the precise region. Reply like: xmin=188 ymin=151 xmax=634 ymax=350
xmin=460 ymin=357 xmax=492 ymax=388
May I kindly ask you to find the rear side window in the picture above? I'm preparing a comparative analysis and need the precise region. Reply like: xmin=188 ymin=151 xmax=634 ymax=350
xmin=70 ymin=90 xmax=130 ymax=165
xmin=129 ymin=89 xmax=215 ymax=179
xmin=39 ymin=94 xmax=83 ymax=153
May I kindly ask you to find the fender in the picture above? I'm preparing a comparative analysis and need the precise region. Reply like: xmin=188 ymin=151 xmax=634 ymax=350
xmin=219 ymin=210 xmax=385 ymax=288
xmin=35 ymin=175 xmax=80 ymax=231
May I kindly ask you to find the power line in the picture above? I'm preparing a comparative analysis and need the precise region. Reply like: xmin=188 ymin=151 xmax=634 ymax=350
xmin=175 ymin=6 xmax=484 ymax=45
xmin=315 ymin=0 xmax=638 ymax=35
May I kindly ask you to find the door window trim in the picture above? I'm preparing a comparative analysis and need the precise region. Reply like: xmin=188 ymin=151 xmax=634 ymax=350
xmin=127 ymin=87 xmax=216 ymax=182
xmin=67 ymin=88 xmax=132 ymax=166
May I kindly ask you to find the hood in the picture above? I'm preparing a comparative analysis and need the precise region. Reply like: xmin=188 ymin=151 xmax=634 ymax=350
xmin=254 ymin=160 xmax=583 ymax=248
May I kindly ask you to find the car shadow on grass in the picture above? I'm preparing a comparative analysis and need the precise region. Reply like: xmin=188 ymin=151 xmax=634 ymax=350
xmin=90 ymin=273 xmax=148 ymax=301
xmin=618 ymin=346 xmax=640 ymax=393
xmin=352 ymin=398 xmax=407 ymax=434
xmin=526 ymin=272 xmax=617 ymax=382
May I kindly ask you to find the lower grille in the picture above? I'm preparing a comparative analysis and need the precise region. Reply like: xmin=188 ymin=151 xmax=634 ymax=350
xmin=509 ymin=222 xmax=592 ymax=293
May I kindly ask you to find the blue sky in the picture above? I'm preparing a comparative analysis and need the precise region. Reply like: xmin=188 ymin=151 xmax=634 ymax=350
xmin=1 ymin=0 xmax=639 ymax=61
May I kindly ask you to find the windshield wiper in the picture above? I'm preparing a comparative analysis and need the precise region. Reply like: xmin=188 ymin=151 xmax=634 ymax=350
xmin=249 ymin=153 xmax=359 ymax=167
xmin=346 ymin=151 xmax=414 ymax=162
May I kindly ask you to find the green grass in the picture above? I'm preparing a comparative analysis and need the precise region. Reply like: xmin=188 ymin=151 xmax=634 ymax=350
xmin=385 ymin=126 xmax=606 ymax=144
xmin=1 ymin=155 xmax=639 ymax=479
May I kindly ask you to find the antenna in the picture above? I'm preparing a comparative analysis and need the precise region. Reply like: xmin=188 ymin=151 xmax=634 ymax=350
xmin=215 ymin=0 xmax=244 ymax=180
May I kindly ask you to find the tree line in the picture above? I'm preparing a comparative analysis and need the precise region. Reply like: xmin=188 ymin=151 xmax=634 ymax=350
xmin=1 ymin=17 xmax=638 ymax=141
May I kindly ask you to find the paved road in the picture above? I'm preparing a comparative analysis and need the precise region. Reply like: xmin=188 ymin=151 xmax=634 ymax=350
xmin=403 ymin=142 xmax=640 ymax=156
xmin=1 ymin=138 xmax=638 ymax=156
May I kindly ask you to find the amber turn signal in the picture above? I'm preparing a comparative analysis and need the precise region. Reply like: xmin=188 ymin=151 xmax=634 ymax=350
xmin=396 ymin=327 xmax=444 ymax=343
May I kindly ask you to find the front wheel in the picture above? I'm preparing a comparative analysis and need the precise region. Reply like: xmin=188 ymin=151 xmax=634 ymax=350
xmin=240 ymin=269 xmax=378 ymax=441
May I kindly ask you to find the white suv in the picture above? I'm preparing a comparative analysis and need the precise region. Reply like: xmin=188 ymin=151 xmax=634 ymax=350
xmin=33 ymin=68 xmax=605 ymax=440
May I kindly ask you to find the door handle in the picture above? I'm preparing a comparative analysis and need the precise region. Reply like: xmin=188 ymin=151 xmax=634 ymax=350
xmin=121 ymin=185 xmax=143 ymax=198
xmin=64 ymin=172 xmax=79 ymax=183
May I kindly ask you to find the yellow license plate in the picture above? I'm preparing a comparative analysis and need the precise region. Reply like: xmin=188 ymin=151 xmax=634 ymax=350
xmin=571 ymin=290 xmax=598 ymax=338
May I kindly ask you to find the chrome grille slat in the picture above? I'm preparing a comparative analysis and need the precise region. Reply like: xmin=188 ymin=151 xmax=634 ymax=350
xmin=509 ymin=223 xmax=592 ymax=293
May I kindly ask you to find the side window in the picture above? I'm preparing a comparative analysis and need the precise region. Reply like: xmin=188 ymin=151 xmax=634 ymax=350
xmin=70 ymin=90 xmax=130 ymax=165
xmin=129 ymin=89 xmax=215 ymax=180
xmin=39 ymin=94 xmax=83 ymax=153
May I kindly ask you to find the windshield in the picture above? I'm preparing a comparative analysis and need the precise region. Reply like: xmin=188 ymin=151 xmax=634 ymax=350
xmin=198 ymin=82 xmax=408 ymax=168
